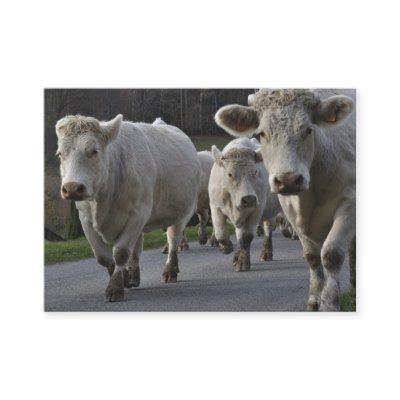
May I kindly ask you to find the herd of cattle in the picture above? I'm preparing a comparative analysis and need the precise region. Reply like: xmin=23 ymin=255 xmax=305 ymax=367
xmin=55 ymin=88 xmax=356 ymax=311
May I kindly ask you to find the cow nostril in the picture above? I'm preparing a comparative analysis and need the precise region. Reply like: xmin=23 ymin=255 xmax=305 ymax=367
xmin=77 ymin=184 xmax=85 ymax=193
xmin=62 ymin=186 xmax=68 ymax=195
xmin=242 ymin=195 xmax=256 ymax=207
xmin=274 ymin=177 xmax=281 ymax=186
xmin=295 ymin=175 xmax=303 ymax=185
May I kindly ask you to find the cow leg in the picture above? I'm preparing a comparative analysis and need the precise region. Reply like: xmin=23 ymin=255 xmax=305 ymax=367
xmin=303 ymin=240 xmax=324 ymax=311
xmin=80 ymin=217 xmax=114 ymax=277
xmin=197 ymin=209 xmax=209 ymax=245
xmin=349 ymin=235 xmax=356 ymax=289
xmin=256 ymin=222 xmax=264 ymax=237
xmin=233 ymin=228 xmax=253 ymax=271
xmin=125 ymin=233 xmax=143 ymax=288
xmin=165 ymin=231 xmax=189 ymax=253
xmin=320 ymin=200 xmax=356 ymax=311
xmin=211 ymin=206 xmax=233 ymax=254
xmin=163 ymin=220 xmax=186 ymax=283
xmin=178 ymin=230 xmax=189 ymax=251
xmin=260 ymin=218 xmax=275 ymax=261
xmin=207 ymin=229 xmax=219 ymax=247
xmin=106 ymin=212 xmax=148 ymax=302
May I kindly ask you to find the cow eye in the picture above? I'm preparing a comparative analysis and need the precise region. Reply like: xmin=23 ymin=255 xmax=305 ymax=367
xmin=259 ymin=131 xmax=271 ymax=142
xmin=89 ymin=149 xmax=98 ymax=157
xmin=305 ymin=127 xmax=313 ymax=136
xmin=228 ymin=173 xmax=233 ymax=179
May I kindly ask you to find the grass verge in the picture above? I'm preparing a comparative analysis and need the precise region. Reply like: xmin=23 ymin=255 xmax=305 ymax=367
xmin=45 ymin=226 xmax=216 ymax=265
xmin=340 ymin=288 xmax=356 ymax=311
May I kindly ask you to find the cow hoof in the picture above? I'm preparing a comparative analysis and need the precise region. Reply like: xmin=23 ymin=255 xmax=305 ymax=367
xmin=233 ymin=249 xmax=250 ymax=272
xmin=233 ymin=262 xmax=250 ymax=272
xmin=106 ymin=287 xmax=124 ymax=302
xmin=320 ymin=300 xmax=340 ymax=312
xmin=163 ymin=271 xmax=178 ymax=283
xmin=178 ymin=243 xmax=189 ymax=252
xmin=124 ymin=269 xmax=140 ymax=288
xmin=106 ymin=270 xmax=125 ymax=301
xmin=198 ymin=232 xmax=208 ymax=245
xmin=207 ymin=235 xmax=219 ymax=247
xmin=306 ymin=298 xmax=320 ymax=311
xmin=162 ymin=244 xmax=169 ymax=254
xmin=256 ymin=225 xmax=264 ymax=237
xmin=218 ymin=239 xmax=234 ymax=254
xmin=260 ymin=251 xmax=273 ymax=261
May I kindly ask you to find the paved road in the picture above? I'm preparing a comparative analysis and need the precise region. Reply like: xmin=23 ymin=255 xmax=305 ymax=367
xmin=44 ymin=233 xmax=350 ymax=311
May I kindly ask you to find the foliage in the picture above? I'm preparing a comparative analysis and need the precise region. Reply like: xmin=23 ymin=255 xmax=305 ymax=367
xmin=340 ymin=288 xmax=356 ymax=311
xmin=45 ymin=226 xmax=226 ymax=265
xmin=66 ymin=201 xmax=83 ymax=240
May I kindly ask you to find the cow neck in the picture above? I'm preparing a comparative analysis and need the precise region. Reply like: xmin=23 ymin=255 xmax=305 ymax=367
xmin=309 ymin=128 xmax=340 ymax=192
xmin=90 ymin=147 xmax=125 ymax=225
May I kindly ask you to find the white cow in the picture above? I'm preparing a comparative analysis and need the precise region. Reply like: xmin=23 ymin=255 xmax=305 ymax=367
xmin=162 ymin=149 xmax=215 ymax=252
xmin=215 ymin=89 xmax=356 ymax=311
xmin=55 ymin=114 xmax=200 ymax=301
xmin=209 ymin=137 xmax=281 ymax=271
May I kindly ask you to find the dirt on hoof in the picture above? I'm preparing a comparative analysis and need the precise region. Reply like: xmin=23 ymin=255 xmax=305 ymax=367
xmin=306 ymin=299 xmax=320 ymax=311
xmin=162 ymin=270 xmax=178 ymax=283
xmin=105 ymin=270 xmax=125 ymax=301
xmin=207 ymin=235 xmax=219 ymax=247
xmin=260 ymin=251 xmax=273 ymax=261
xmin=218 ymin=239 xmax=234 ymax=254
xmin=198 ymin=231 xmax=208 ymax=245
xmin=178 ymin=242 xmax=189 ymax=252
xmin=233 ymin=249 xmax=251 ymax=272
xmin=124 ymin=268 xmax=140 ymax=288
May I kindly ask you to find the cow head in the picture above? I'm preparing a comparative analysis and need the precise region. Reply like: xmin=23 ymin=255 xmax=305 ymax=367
xmin=55 ymin=114 xmax=122 ymax=201
xmin=212 ymin=144 xmax=263 ymax=210
xmin=215 ymin=90 xmax=354 ymax=195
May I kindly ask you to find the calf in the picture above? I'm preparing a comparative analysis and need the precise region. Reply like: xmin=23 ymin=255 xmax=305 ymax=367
xmin=215 ymin=89 xmax=356 ymax=311
xmin=209 ymin=138 xmax=281 ymax=271
xmin=56 ymin=114 xmax=200 ymax=301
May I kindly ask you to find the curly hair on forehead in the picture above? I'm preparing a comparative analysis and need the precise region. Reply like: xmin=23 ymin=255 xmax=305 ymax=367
xmin=222 ymin=147 xmax=255 ymax=161
xmin=56 ymin=115 xmax=101 ymax=137
xmin=251 ymin=89 xmax=319 ymax=111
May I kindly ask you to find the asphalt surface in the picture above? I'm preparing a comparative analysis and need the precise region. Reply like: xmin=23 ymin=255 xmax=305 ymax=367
xmin=44 ymin=233 xmax=350 ymax=312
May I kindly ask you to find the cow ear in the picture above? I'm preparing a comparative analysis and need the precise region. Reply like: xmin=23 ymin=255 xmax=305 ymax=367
xmin=211 ymin=145 xmax=223 ymax=166
xmin=315 ymin=95 xmax=354 ymax=127
xmin=100 ymin=114 xmax=123 ymax=143
xmin=254 ymin=149 xmax=263 ymax=163
xmin=215 ymin=105 xmax=259 ymax=137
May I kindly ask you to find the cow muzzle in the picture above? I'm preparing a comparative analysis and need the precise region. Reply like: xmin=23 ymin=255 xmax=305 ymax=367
xmin=272 ymin=173 xmax=307 ymax=195
xmin=241 ymin=195 xmax=257 ymax=208
xmin=61 ymin=182 xmax=88 ymax=201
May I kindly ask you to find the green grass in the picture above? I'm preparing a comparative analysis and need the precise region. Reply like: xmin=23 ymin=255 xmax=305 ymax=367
xmin=45 ymin=226 xmax=216 ymax=265
xmin=340 ymin=288 xmax=356 ymax=311
xmin=192 ymin=136 xmax=231 ymax=152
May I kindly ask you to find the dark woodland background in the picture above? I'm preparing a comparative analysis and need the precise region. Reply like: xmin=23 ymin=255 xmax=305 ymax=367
xmin=44 ymin=89 xmax=254 ymax=240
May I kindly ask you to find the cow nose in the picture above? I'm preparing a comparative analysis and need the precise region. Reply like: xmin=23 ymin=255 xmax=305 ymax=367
xmin=241 ymin=195 xmax=257 ymax=208
xmin=274 ymin=173 xmax=304 ymax=194
xmin=61 ymin=182 xmax=87 ymax=200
